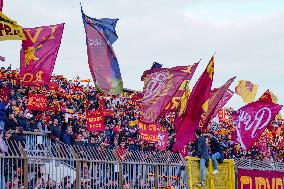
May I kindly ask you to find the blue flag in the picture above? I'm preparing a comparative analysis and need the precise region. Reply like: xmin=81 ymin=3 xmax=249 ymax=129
xmin=82 ymin=8 xmax=123 ymax=95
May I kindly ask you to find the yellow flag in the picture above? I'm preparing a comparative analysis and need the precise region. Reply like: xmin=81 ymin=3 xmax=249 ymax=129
xmin=235 ymin=80 xmax=258 ymax=103
xmin=0 ymin=11 xmax=26 ymax=41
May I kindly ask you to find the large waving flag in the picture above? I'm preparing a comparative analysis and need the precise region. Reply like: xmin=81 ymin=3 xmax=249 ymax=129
xmin=258 ymin=89 xmax=278 ymax=104
xmin=211 ymin=88 xmax=234 ymax=120
xmin=232 ymin=101 xmax=282 ymax=150
xmin=199 ymin=76 xmax=236 ymax=128
xmin=235 ymin=80 xmax=258 ymax=103
xmin=82 ymin=9 xmax=123 ymax=95
xmin=173 ymin=56 xmax=214 ymax=151
xmin=0 ymin=11 xmax=25 ymax=41
xmin=20 ymin=24 xmax=64 ymax=86
xmin=140 ymin=64 xmax=198 ymax=123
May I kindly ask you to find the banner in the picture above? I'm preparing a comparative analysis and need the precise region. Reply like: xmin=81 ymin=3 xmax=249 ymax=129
xmin=138 ymin=121 xmax=158 ymax=142
xmin=27 ymin=93 xmax=47 ymax=111
xmin=0 ymin=86 xmax=9 ymax=103
xmin=199 ymin=76 xmax=236 ymax=128
xmin=20 ymin=23 xmax=64 ymax=86
xmin=235 ymin=80 xmax=258 ymax=103
xmin=0 ymin=12 xmax=25 ymax=41
xmin=141 ymin=64 xmax=198 ymax=123
xmin=238 ymin=168 xmax=284 ymax=189
xmin=174 ymin=56 xmax=214 ymax=151
xmin=258 ymin=89 xmax=278 ymax=104
xmin=86 ymin=111 xmax=105 ymax=132
xmin=82 ymin=9 xmax=123 ymax=95
xmin=232 ymin=101 xmax=282 ymax=150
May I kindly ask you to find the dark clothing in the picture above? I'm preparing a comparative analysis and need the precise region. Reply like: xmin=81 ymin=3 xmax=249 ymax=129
xmin=10 ymin=133 xmax=26 ymax=143
xmin=4 ymin=118 xmax=18 ymax=130
xmin=209 ymin=136 xmax=224 ymax=164
xmin=16 ymin=117 xmax=28 ymax=131
xmin=63 ymin=132 xmax=75 ymax=145
xmin=49 ymin=125 xmax=62 ymax=139
xmin=0 ymin=102 xmax=6 ymax=121
xmin=195 ymin=136 xmax=209 ymax=160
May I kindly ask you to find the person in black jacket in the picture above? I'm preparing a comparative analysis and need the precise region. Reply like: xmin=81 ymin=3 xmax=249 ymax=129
xmin=194 ymin=129 xmax=209 ymax=187
xmin=209 ymin=130 xmax=224 ymax=175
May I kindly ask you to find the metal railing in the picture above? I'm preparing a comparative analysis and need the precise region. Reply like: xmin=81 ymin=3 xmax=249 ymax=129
xmin=235 ymin=158 xmax=284 ymax=172
xmin=0 ymin=140 xmax=187 ymax=189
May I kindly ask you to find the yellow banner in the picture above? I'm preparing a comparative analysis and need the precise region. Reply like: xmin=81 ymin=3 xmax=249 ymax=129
xmin=0 ymin=11 xmax=26 ymax=40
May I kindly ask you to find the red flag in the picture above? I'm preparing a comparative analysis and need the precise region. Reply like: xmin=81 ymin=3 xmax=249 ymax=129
xmin=86 ymin=111 xmax=105 ymax=132
xmin=138 ymin=121 xmax=158 ymax=142
xmin=199 ymin=77 xmax=236 ymax=128
xmin=48 ymin=82 xmax=59 ymax=91
xmin=258 ymin=89 xmax=278 ymax=104
xmin=232 ymin=101 xmax=282 ymax=150
xmin=0 ymin=0 xmax=3 ymax=12
xmin=27 ymin=93 xmax=47 ymax=111
xmin=0 ymin=86 xmax=9 ymax=104
xmin=20 ymin=24 xmax=64 ymax=86
xmin=210 ymin=89 xmax=234 ymax=120
xmin=174 ymin=56 xmax=214 ymax=151
xmin=140 ymin=64 xmax=198 ymax=123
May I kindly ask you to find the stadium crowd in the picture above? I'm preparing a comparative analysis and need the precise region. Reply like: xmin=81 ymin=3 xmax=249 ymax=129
xmin=0 ymin=66 xmax=283 ymax=163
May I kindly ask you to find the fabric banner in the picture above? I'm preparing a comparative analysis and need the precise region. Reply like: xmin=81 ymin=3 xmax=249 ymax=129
xmin=20 ymin=23 xmax=64 ymax=86
xmin=82 ymin=10 xmax=123 ymax=95
xmin=232 ymin=101 xmax=282 ymax=150
xmin=237 ymin=168 xmax=284 ymax=189
xmin=0 ymin=11 xmax=25 ymax=41
xmin=27 ymin=93 xmax=47 ymax=111
xmin=199 ymin=76 xmax=236 ymax=128
xmin=211 ymin=89 xmax=234 ymax=120
xmin=141 ymin=64 xmax=198 ymax=123
xmin=0 ymin=0 xmax=3 ymax=12
xmin=86 ymin=111 xmax=105 ymax=132
xmin=174 ymin=56 xmax=214 ymax=151
xmin=157 ymin=123 xmax=168 ymax=150
xmin=235 ymin=80 xmax=258 ymax=103
xmin=0 ymin=86 xmax=9 ymax=103
xmin=138 ymin=121 xmax=158 ymax=142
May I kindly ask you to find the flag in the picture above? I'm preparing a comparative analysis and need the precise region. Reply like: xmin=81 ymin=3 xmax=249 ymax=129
xmin=27 ymin=93 xmax=47 ymax=111
xmin=0 ymin=11 xmax=25 ymax=41
xmin=0 ymin=0 xmax=3 ymax=11
xmin=235 ymin=80 xmax=258 ymax=103
xmin=211 ymin=89 xmax=234 ymax=120
xmin=199 ymin=77 xmax=236 ymax=128
xmin=232 ymin=101 xmax=282 ymax=150
xmin=0 ymin=86 xmax=9 ymax=103
xmin=173 ymin=56 xmax=214 ymax=151
xmin=138 ymin=121 xmax=158 ymax=142
xmin=258 ymin=90 xmax=278 ymax=104
xmin=20 ymin=24 xmax=64 ymax=86
xmin=140 ymin=64 xmax=198 ymax=123
xmin=82 ymin=9 xmax=123 ymax=95
xmin=86 ymin=111 xmax=105 ymax=132
xmin=0 ymin=55 xmax=5 ymax=62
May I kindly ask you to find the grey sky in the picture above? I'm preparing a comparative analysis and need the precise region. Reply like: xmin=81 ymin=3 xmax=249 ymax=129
xmin=1 ymin=0 xmax=284 ymax=113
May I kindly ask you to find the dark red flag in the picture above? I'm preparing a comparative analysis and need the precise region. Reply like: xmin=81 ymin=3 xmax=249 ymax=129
xmin=174 ymin=56 xmax=214 ymax=151
xmin=27 ymin=93 xmax=47 ymax=111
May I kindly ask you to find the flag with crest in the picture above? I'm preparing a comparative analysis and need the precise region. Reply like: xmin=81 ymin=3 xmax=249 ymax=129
xmin=20 ymin=24 xmax=64 ymax=86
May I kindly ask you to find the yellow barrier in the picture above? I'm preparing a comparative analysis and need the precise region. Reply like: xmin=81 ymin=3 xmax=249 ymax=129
xmin=186 ymin=157 xmax=235 ymax=189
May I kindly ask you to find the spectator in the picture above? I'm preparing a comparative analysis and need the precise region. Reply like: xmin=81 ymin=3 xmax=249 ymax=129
xmin=63 ymin=126 xmax=75 ymax=145
xmin=4 ymin=114 xmax=18 ymax=131
xmin=49 ymin=119 xmax=62 ymax=141
xmin=209 ymin=131 xmax=224 ymax=175
xmin=10 ymin=127 xmax=26 ymax=143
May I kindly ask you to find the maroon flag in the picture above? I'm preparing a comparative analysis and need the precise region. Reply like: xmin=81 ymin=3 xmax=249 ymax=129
xmin=211 ymin=89 xmax=234 ymax=120
xmin=199 ymin=77 xmax=236 ymax=128
xmin=140 ymin=64 xmax=198 ymax=123
xmin=0 ymin=0 xmax=3 ymax=12
xmin=0 ymin=56 xmax=5 ymax=62
xmin=173 ymin=56 xmax=214 ymax=151
xmin=20 ymin=24 xmax=64 ymax=86
xmin=0 ymin=86 xmax=9 ymax=103
xmin=232 ymin=101 xmax=282 ymax=150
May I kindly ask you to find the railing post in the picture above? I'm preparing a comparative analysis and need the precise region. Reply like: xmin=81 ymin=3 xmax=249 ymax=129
xmin=75 ymin=160 xmax=81 ymax=189
xmin=119 ymin=162 xmax=123 ymax=189
xmin=19 ymin=142 xmax=29 ymax=189
xmin=155 ymin=164 xmax=159 ymax=189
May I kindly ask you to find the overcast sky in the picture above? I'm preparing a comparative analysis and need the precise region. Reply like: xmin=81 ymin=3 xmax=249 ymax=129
xmin=1 ymin=0 xmax=284 ymax=113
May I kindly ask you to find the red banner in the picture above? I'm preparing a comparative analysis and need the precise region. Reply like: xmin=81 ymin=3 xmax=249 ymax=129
xmin=138 ymin=121 xmax=158 ymax=142
xmin=86 ymin=111 xmax=105 ymax=132
xmin=20 ymin=23 xmax=64 ymax=86
xmin=48 ymin=82 xmax=59 ymax=90
xmin=0 ymin=86 xmax=9 ymax=104
xmin=27 ymin=93 xmax=47 ymax=111
xmin=238 ymin=168 xmax=284 ymax=189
